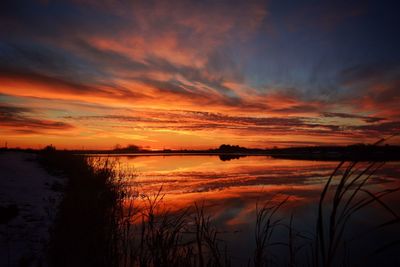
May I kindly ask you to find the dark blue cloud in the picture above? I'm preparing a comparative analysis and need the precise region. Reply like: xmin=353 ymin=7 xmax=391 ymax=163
xmin=243 ymin=0 xmax=400 ymax=100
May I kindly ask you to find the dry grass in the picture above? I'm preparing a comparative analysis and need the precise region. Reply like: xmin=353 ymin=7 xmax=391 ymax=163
xmin=314 ymin=161 xmax=400 ymax=267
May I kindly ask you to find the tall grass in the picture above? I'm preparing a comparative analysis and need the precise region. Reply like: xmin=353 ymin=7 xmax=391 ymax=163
xmin=253 ymin=197 xmax=289 ymax=267
xmin=314 ymin=161 xmax=400 ymax=267
xmin=114 ymin=196 xmax=231 ymax=266
xmin=39 ymin=151 xmax=128 ymax=267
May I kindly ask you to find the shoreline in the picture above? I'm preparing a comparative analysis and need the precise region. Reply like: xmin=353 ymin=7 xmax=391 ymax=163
xmin=80 ymin=152 xmax=400 ymax=162
xmin=4 ymin=143 xmax=399 ymax=161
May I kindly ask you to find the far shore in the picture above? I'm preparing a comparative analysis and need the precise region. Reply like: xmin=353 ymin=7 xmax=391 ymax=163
xmin=2 ymin=144 xmax=399 ymax=161
xmin=82 ymin=151 xmax=400 ymax=162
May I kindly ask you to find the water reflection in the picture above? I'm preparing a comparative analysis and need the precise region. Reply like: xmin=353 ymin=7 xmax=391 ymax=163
xmin=114 ymin=156 xmax=400 ymax=266
xmin=119 ymin=156 xmax=399 ymax=204
xmin=218 ymin=154 xmax=247 ymax=161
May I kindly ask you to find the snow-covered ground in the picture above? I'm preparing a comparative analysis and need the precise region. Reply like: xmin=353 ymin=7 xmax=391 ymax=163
xmin=0 ymin=152 xmax=64 ymax=267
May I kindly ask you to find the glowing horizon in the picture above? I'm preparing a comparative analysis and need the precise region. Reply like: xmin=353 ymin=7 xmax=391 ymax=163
xmin=1 ymin=1 xmax=399 ymax=149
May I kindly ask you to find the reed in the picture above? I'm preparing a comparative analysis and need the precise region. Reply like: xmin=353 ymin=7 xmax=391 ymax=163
xmin=314 ymin=160 xmax=399 ymax=267
xmin=39 ymin=151 xmax=123 ymax=266
xmin=253 ymin=197 xmax=289 ymax=267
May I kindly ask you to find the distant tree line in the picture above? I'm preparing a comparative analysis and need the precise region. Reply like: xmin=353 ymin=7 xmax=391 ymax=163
xmin=113 ymin=144 xmax=142 ymax=153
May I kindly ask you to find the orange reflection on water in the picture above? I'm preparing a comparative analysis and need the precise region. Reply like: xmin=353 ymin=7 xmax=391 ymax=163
xmin=113 ymin=155 xmax=400 ymax=230
xmin=116 ymin=157 xmax=359 ymax=223
xmin=111 ymin=155 xmax=400 ymax=267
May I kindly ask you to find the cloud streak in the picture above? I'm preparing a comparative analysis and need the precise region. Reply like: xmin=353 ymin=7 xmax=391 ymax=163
xmin=0 ymin=104 xmax=74 ymax=135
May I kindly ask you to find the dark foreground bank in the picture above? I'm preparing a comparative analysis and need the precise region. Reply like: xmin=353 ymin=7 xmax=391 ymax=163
xmin=0 ymin=151 xmax=63 ymax=266
xmin=39 ymin=150 xmax=126 ymax=266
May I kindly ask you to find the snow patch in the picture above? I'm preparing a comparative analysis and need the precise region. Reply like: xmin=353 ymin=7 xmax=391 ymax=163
xmin=0 ymin=152 xmax=64 ymax=267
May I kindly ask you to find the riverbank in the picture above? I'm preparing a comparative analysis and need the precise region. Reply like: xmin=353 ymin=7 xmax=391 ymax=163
xmin=38 ymin=150 xmax=125 ymax=267
xmin=0 ymin=151 xmax=64 ymax=266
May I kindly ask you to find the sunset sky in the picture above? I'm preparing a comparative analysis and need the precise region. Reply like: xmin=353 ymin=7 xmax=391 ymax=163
xmin=1 ymin=0 xmax=399 ymax=149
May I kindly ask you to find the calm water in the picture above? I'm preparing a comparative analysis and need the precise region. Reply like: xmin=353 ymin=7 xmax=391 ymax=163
xmin=111 ymin=155 xmax=400 ymax=266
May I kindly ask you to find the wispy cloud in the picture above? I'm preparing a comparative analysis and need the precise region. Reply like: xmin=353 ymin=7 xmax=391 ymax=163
xmin=0 ymin=104 xmax=74 ymax=135
xmin=322 ymin=112 xmax=385 ymax=123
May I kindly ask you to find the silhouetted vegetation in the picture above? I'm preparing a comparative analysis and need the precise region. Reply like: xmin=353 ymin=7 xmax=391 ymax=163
xmin=113 ymin=144 xmax=143 ymax=153
xmin=43 ymin=144 xmax=57 ymax=152
xmin=0 ymin=204 xmax=19 ymax=224
xmin=39 ymin=150 xmax=128 ymax=266
xmin=268 ymin=144 xmax=400 ymax=161
xmin=313 ymin=161 xmax=400 ymax=266
xmin=216 ymin=144 xmax=249 ymax=153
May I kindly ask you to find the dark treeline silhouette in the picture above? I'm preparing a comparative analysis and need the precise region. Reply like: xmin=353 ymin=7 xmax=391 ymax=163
xmin=2 ymin=143 xmax=400 ymax=161
xmin=79 ymin=143 xmax=400 ymax=161
xmin=55 ymin=143 xmax=400 ymax=161
xmin=113 ymin=144 xmax=142 ymax=153
xmin=267 ymin=143 xmax=400 ymax=161
xmin=214 ymin=144 xmax=251 ymax=153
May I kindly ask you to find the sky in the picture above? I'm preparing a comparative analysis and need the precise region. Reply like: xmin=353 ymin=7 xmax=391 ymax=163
xmin=0 ymin=0 xmax=399 ymax=149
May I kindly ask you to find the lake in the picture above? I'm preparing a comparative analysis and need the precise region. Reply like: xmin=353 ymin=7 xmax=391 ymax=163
xmin=102 ymin=155 xmax=400 ymax=266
